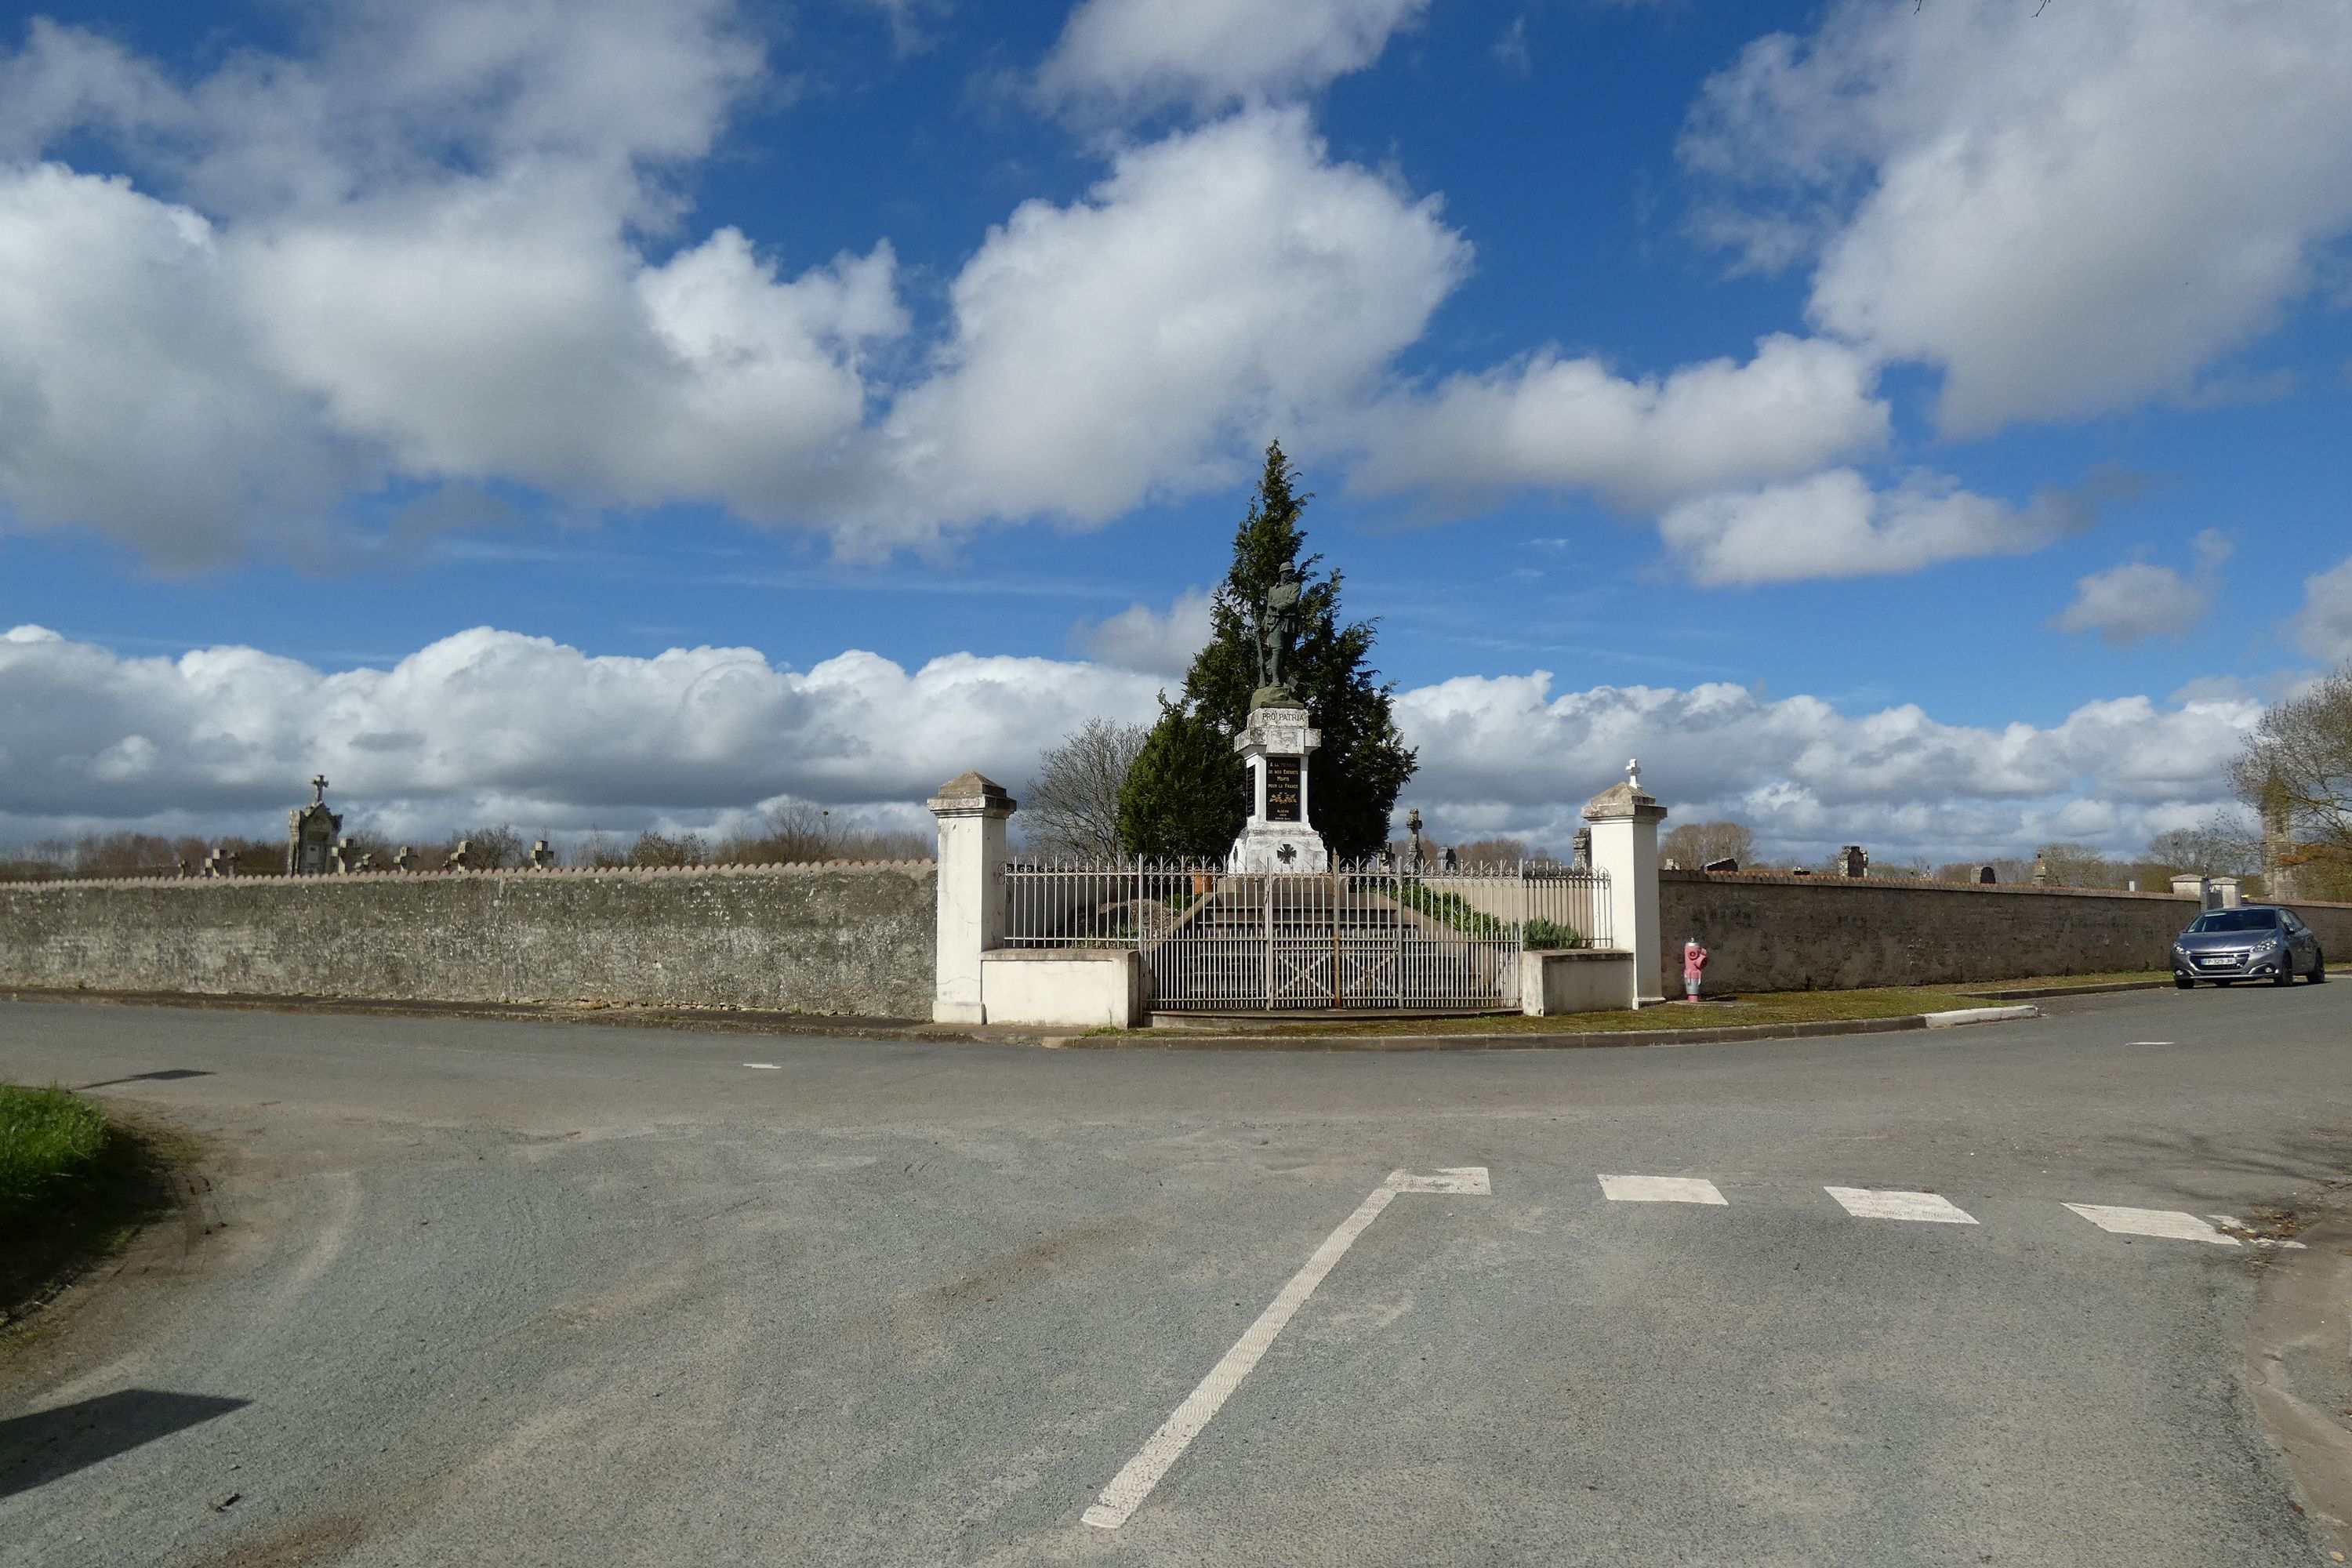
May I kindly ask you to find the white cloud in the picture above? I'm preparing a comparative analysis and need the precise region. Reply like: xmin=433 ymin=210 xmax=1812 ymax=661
xmin=1039 ymin=0 xmax=1428 ymax=115
xmin=1655 ymin=469 xmax=2112 ymax=588
xmin=0 ymin=624 xmax=1163 ymax=839
xmin=2290 ymin=554 xmax=2352 ymax=665
xmin=865 ymin=108 xmax=1468 ymax=546
xmin=0 ymin=164 xmax=369 ymax=566
xmin=2055 ymin=565 xmax=2209 ymax=647
xmin=1395 ymin=671 xmax=2260 ymax=861
xmin=0 ymin=4 xmax=1468 ymax=565
xmin=2055 ymin=532 xmax=2230 ymax=646
xmin=2 ymin=0 xmax=2302 ymax=594
xmin=1350 ymin=332 xmax=1889 ymax=514
xmin=1683 ymin=0 xmax=2352 ymax=435
xmin=0 ymin=626 xmax=2261 ymax=864
xmin=1071 ymin=590 xmax=1217 ymax=677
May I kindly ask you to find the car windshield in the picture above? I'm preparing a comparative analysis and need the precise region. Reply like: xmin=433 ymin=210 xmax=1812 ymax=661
xmin=2187 ymin=909 xmax=2280 ymax=932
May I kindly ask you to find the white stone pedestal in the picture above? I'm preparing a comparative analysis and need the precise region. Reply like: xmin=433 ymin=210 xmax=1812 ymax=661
xmin=1583 ymin=769 xmax=1668 ymax=1005
xmin=1227 ymin=702 xmax=1329 ymax=873
xmin=927 ymin=771 xmax=1014 ymax=1024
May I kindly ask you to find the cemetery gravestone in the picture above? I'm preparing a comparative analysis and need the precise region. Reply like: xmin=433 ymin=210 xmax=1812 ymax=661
xmin=285 ymin=775 xmax=342 ymax=877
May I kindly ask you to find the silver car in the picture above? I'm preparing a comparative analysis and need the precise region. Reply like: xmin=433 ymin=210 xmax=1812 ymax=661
xmin=2171 ymin=906 xmax=2327 ymax=988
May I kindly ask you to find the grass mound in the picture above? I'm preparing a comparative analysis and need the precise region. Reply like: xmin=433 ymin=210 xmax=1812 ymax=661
xmin=0 ymin=1083 xmax=177 ymax=1327
xmin=2 ymin=1085 xmax=111 ymax=1225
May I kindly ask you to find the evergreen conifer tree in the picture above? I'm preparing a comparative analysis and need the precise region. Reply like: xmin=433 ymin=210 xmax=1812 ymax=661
xmin=1116 ymin=442 xmax=1415 ymax=861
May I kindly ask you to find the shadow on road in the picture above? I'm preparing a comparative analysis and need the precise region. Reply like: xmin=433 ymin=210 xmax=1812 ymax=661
xmin=0 ymin=1388 xmax=247 ymax=1498
xmin=73 ymin=1069 xmax=214 ymax=1091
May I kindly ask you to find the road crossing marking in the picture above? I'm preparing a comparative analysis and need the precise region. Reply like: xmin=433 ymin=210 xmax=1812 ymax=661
xmin=2063 ymin=1203 xmax=2239 ymax=1245
xmin=1599 ymin=1174 xmax=1726 ymax=1206
xmin=1824 ymin=1187 xmax=1977 ymax=1225
xmin=1081 ymin=1167 xmax=1491 ymax=1530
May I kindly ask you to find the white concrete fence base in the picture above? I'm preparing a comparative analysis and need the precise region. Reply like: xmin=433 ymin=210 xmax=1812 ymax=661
xmin=1522 ymin=949 xmax=1639 ymax=1015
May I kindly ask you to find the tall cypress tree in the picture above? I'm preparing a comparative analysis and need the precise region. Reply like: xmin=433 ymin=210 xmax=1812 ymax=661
xmin=1116 ymin=441 xmax=1415 ymax=862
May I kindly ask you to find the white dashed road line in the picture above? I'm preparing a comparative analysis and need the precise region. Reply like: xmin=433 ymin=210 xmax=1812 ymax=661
xmin=1824 ymin=1187 xmax=1978 ymax=1225
xmin=1599 ymin=1174 xmax=1727 ymax=1206
xmin=742 ymin=1062 xmax=782 ymax=1070
xmin=1081 ymin=1167 xmax=1491 ymax=1531
xmin=2063 ymin=1203 xmax=2240 ymax=1245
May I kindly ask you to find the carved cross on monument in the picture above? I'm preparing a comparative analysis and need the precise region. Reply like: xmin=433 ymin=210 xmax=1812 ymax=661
xmin=1625 ymin=758 xmax=1641 ymax=790
xmin=311 ymin=774 xmax=329 ymax=805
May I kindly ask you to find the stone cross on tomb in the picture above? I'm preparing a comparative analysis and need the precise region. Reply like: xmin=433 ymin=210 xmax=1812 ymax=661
xmin=311 ymin=774 xmax=329 ymax=805
xmin=1625 ymin=757 xmax=1641 ymax=789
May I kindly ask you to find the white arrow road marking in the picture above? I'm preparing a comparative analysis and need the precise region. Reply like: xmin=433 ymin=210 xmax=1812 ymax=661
xmin=1825 ymin=1187 xmax=1977 ymax=1224
xmin=2063 ymin=1203 xmax=2239 ymax=1245
xmin=1080 ymin=1167 xmax=1491 ymax=1531
xmin=1599 ymin=1174 xmax=1727 ymax=1205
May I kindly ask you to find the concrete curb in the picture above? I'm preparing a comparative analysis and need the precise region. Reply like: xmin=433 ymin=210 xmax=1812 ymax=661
xmin=1041 ymin=1005 xmax=2042 ymax=1052
xmin=0 ymin=985 xmax=983 ymax=1045
xmin=0 ymin=985 xmax=2050 ymax=1054
xmin=1921 ymin=1004 xmax=2043 ymax=1029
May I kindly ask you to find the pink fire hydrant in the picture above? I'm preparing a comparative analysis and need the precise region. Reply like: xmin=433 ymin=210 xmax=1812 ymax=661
xmin=1682 ymin=938 xmax=1709 ymax=1002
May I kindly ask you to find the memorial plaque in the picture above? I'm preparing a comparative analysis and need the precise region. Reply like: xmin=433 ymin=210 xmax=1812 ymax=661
xmin=1265 ymin=755 xmax=1302 ymax=822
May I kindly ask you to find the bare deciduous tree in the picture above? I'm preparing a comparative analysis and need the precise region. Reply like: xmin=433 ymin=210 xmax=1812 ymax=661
xmin=1452 ymin=836 xmax=1533 ymax=866
xmin=2145 ymin=813 xmax=2261 ymax=877
xmin=2033 ymin=841 xmax=2114 ymax=887
xmin=1025 ymin=719 xmax=1149 ymax=861
xmin=2230 ymin=666 xmax=2352 ymax=855
xmin=1661 ymin=821 xmax=1757 ymax=868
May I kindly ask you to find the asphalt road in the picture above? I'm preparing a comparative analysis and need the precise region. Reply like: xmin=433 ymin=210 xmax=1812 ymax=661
xmin=2 ymin=985 xmax=2348 ymax=1567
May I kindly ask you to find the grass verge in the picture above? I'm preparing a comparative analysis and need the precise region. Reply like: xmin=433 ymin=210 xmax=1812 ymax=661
xmin=0 ymin=1083 xmax=182 ymax=1329
xmin=1138 ymin=985 xmax=1992 ymax=1038
xmin=1960 ymin=968 xmax=2171 ymax=993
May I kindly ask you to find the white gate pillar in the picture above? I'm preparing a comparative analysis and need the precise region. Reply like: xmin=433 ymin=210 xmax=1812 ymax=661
xmin=927 ymin=771 xmax=1015 ymax=1024
xmin=1583 ymin=760 xmax=1668 ymax=1007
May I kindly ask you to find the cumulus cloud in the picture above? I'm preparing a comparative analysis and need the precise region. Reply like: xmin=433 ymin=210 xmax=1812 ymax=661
xmin=0 ymin=625 xmax=2259 ymax=862
xmin=858 ymin=107 xmax=1470 ymax=548
xmin=0 ymin=2 xmax=902 ymax=563
xmin=5 ymin=0 xmax=2307 ymax=592
xmin=1070 ymin=590 xmax=1216 ymax=677
xmin=1350 ymin=332 xmax=1889 ymax=514
xmin=2290 ymin=554 xmax=2352 ymax=664
xmin=0 ymin=163 xmax=372 ymax=566
xmin=2054 ymin=531 xmax=2230 ymax=646
xmin=0 ymin=3 xmax=1467 ymax=564
xmin=1683 ymin=0 xmax=2352 ymax=435
xmin=1038 ymin=0 xmax=1428 ymax=114
xmin=1396 ymin=670 xmax=2259 ymax=861
xmin=1654 ymin=468 xmax=2123 ymax=588
xmin=0 ymin=623 xmax=1164 ymax=840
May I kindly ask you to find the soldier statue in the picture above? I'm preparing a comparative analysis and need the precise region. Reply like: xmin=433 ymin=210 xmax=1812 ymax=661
xmin=1252 ymin=563 xmax=1305 ymax=707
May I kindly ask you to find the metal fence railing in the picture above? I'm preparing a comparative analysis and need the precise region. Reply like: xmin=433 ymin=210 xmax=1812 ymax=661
xmin=1002 ymin=860 xmax=1611 ymax=1012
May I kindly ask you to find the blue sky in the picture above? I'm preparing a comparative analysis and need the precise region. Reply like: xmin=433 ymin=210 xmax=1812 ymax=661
xmin=2 ymin=0 xmax=2349 ymax=861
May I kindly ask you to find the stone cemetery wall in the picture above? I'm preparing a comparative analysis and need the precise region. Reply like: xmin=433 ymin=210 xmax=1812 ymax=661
xmin=0 ymin=863 xmax=937 ymax=1018
xmin=1659 ymin=870 xmax=2352 ymax=996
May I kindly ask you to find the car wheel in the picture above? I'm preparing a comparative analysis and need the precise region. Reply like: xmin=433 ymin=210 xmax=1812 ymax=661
xmin=2174 ymin=976 xmax=2194 ymax=989
xmin=2314 ymin=948 xmax=2328 ymax=984
xmin=2273 ymin=959 xmax=2295 ymax=986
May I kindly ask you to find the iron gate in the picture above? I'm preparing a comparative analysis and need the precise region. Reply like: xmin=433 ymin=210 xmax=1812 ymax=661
xmin=1004 ymin=862 xmax=1610 ymax=1012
